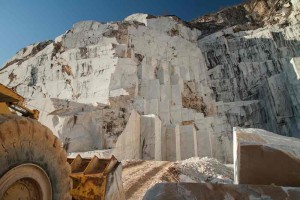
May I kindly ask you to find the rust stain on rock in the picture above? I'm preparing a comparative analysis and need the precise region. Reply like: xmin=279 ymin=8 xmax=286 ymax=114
xmin=62 ymin=65 xmax=74 ymax=76
xmin=182 ymin=81 xmax=208 ymax=115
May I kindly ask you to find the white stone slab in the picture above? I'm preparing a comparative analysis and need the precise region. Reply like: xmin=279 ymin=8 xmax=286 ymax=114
xmin=160 ymin=84 xmax=171 ymax=102
xmin=166 ymin=124 xmax=181 ymax=161
xmin=148 ymin=79 xmax=161 ymax=100
xmin=140 ymin=114 xmax=162 ymax=160
xmin=112 ymin=110 xmax=141 ymax=160
xmin=159 ymin=101 xmax=170 ymax=125
xmin=145 ymin=99 xmax=159 ymax=115
xmin=170 ymin=105 xmax=182 ymax=123
xmin=179 ymin=125 xmax=198 ymax=160
xmin=196 ymin=131 xmax=212 ymax=158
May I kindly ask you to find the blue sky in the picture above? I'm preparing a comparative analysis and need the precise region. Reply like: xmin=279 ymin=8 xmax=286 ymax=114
xmin=0 ymin=0 xmax=243 ymax=66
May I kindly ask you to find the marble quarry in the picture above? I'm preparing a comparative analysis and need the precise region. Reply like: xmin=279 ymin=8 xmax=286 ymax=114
xmin=0 ymin=0 xmax=300 ymax=163
xmin=143 ymin=127 xmax=300 ymax=199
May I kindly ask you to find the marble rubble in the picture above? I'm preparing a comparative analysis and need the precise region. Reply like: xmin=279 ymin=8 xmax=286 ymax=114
xmin=1 ymin=0 xmax=300 ymax=163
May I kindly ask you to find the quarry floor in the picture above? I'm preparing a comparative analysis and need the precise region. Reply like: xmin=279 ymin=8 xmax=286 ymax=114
xmin=122 ymin=160 xmax=172 ymax=200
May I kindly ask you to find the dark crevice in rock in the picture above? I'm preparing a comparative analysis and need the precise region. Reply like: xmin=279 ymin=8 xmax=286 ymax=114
xmin=51 ymin=42 xmax=64 ymax=60
xmin=28 ymin=66 xmax=38 ymax=86
xmin=79 ymin=47 xmax=88 ymax=59
xmin=8 ymin=72 xmax=17 ymax=84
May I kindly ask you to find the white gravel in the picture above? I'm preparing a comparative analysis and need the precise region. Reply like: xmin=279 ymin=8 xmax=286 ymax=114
xmin=174 ymin=157 xmax=233 ymax=184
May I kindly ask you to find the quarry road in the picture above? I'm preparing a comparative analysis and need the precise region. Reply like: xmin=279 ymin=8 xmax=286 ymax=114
xmin=122 ymin=160 xmax=171 ymax=200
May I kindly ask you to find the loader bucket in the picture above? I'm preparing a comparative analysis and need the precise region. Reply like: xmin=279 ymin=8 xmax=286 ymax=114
xmin=67 ymin=155 xmax=124 ymax=200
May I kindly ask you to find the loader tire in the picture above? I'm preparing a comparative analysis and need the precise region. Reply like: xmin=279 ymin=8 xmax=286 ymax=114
xmin=0 ymin=115 xmax=71 ymax=200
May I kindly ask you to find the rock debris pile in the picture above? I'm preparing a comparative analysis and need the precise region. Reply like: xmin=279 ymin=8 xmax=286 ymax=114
xmin=174 ymin=157 xmax=233 ymax=184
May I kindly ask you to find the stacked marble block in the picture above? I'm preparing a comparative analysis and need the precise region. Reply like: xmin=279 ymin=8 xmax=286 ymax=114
xmin=139 ymin=114 xmax=197 ymax=161
xmin=138 ymin=104 xmax=257 ymax=163
xmin=132 ymin=55 xmax=232 ymax=162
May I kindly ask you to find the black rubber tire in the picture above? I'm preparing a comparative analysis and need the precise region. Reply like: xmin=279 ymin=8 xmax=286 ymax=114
xmin=0 ymin=114 xmax=71 ymax=200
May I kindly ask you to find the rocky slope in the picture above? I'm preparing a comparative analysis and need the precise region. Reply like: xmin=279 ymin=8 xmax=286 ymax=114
xmin=0 ymin=0 xmax=299 ymax=163
xmin=191 ymin=0 xmax=300 ymax=37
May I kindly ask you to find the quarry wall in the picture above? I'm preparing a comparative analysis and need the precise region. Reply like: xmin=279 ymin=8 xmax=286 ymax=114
xmin=1 ymin=0 xmax=300 ymax=162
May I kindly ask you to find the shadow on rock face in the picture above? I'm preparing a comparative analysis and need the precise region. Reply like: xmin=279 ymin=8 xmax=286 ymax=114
xmin=199 ymin=30 xmax=300 ymax=137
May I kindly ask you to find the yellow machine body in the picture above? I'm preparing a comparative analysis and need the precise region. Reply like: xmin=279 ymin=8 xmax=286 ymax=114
xmin=0 ymin=83 xmax=39 ymax=119
xmin=0 ymin=83 xmax=124 ymax=199
xmin=68 ymin=155 xmax=121 ymax=200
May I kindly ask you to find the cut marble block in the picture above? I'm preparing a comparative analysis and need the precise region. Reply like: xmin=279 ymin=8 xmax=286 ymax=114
xmin=148 ymin=79 xmax=160 ymax=100
xmin=159 ymin=101 xmax=170 ymax=125
xmin=145 ymin=99 xmax=159 ymax=115
xmin=161 ymin=126 xmax=167 ymax=160
xmin=157 ymin=65 xmax=170 ymax=84
xmin=165 ymin=124 xmax=181 ymax=161
xmin=133 ymin=98 xmax=146 ymax=114
xmin=141 ymin=61 xmax=156 ymax=80
xmin=140 ymin=114 xmax=162 ymax=160
xmin=179 ymin=66 xmax=191 ymax=80
xmin=160 ymin=84 xmax=171 ymax=102
xmin=207 ymin=132 xmax=233 ymax=164
xmin=181 ymin=108 xmax=189 ymax=122
xmin=170 ymin=105 xmax=182 ymax=123
xmin=181 ymin=108 xmax=195 ymax=122
xmin=196 ymin=131 xmax=212 ymax=158
xmin=171 ymin=84 xmax=182 ymax=106
xmin=143 ymin=183 xmax=300 ymax=200
xmin=113 ymin=110 xmax=141 ymax=160
xmin=139 ymin=79 xmax=160 ymax=100
xmin=179 ymin=125 xmax=198 ymax=160
xmin=194 ymin=113 xmax=204 ymax=123
xmin=233 ymin=127 xmax=300 ymax=186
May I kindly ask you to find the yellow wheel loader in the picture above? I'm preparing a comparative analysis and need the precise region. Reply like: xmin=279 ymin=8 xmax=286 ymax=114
xmin=0 ymin=83 xmax=124 ymax=200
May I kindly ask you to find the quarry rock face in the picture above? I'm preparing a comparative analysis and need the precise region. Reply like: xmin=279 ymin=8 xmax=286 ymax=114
xmin=191 ymin=0 xmax=300 ymax=37
xmin=233 ymin=127 xmax=300 ymax=186
xmin=0 ymin=0 xmax=300 ymax=162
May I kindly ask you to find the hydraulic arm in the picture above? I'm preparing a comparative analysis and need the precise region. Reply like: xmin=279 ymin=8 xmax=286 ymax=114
xmin=0 ymin=83 xmax=39 ymax=119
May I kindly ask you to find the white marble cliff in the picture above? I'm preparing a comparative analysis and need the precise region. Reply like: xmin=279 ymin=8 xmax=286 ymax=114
xmin=0 ymin=0 xmax=299 ymax=163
